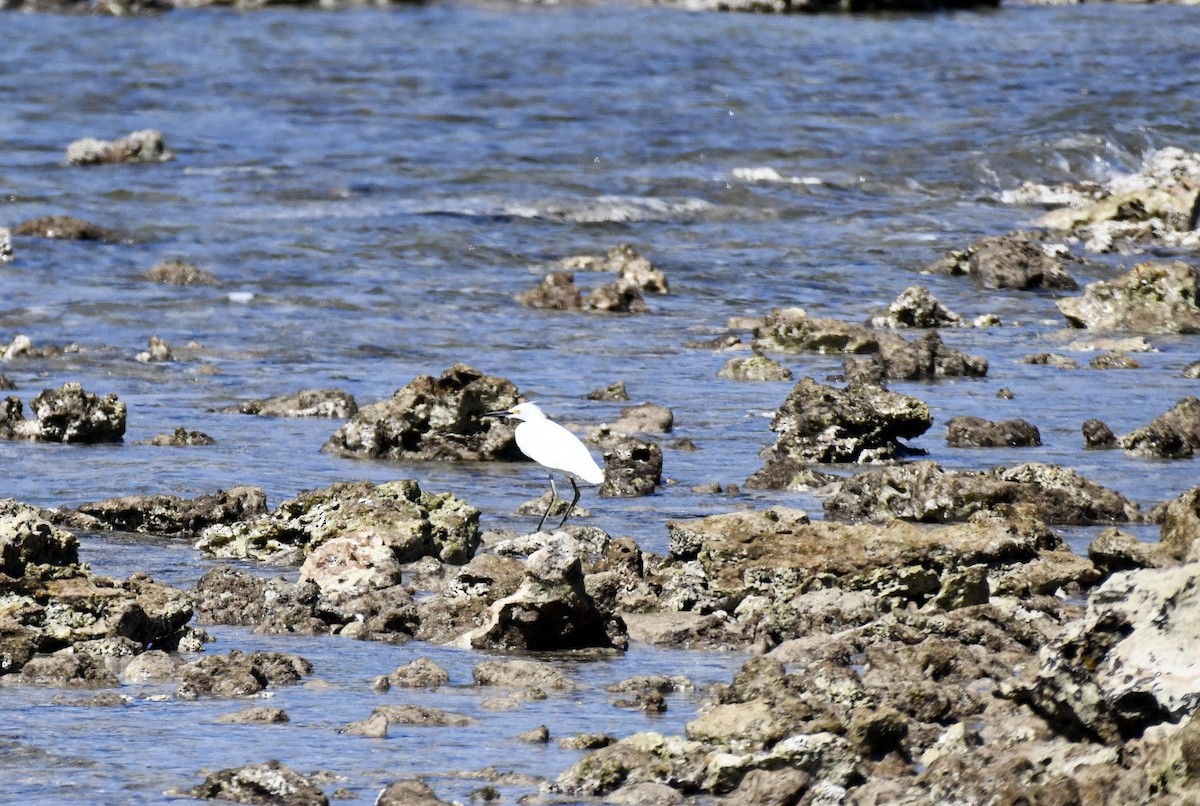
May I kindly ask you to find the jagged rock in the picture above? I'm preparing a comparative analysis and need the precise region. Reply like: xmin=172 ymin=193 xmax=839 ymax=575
xmin=823 ymin=460 xmax=1139 ymax=525
xmin=178 ymin=760 xmax=327 ymax=805
xmin=0 ymin=227 xmax=11 ymax=261
xmin=1058 ymin=261 xmax=1200 ymax=333
xmin=586 ymin=279 xmax=650 ymax=313
xmin=561 ymin=244 xmax=668 ymax=293
xmin=231 ymin=388 xmax=357 ymax=418
xmin=192 ymin=566 xmax=327 ymax=635
xmin=945 ymin=416 xmax=1041 ymax=448
xmin=753 ymin=307 xmax=899 ymax=355
xmin=322 ymin=363 xmax=521 ymax=461
xmin=383 ymin=657 xmax=450 ymax=689
xmin=1122 ymin=397 xmax=1200 ymax=459
xmin=135 ymin=427 xmax=215 ymax=446
xmin=869 ymin=285 xmax=963 ymax=328
xmin=1159 ymin=487 xmax=1200 ymax=561
xmin=216 ymin=706 xmax=290 ymax=725
xmin=144 ymin=259 xmax=219 ymax=285
xmin=600 ymin=437 xmax=662 ymax=497
xmin=0 ymin=501 xmax=194 ymax=678
xmin=1183 ymin=359 xmax=1200 ymax=379
xmin=869 ymin=331 xmax=988 ymax=381
xmin=467 ymin=533 xmax=628 ymax=651
xmin=1086 ymin=528 xmax=1172 ymax=575
xmin=134 ymin=335 xmax=173 ymax=363
xmin=0 ymin=373 xmax=14 ymax=391
xmin=1 ymin=382 xmax=125 ymax=443
xmin=376 ymin=780 xmax=450 ymax=806
xmin=717 ymin=355 xmax=793 ymax=381
xmin=175 ymin=650 xmax=312 ymax=700
xmin=747 ymin=378 xmax=931 ymax=490
xmin=14 ymin=215 xmax=114 ymax=241
xmin=1017 ymin=562 xmax=1200 ymax=743
xmin=610 ymin=402 xmax=673 ymax=434
xmin=1023 ymin=352 xmax=1079 ymax=370
xmin=1089 ymin=350 xmax=1139 ymax=370
xmin=587 ymin=381 xmax=630 ymax=401
xmin=924 ymin=233 xmax=1078 ymax=291
xmin=473 ymin=658 xmax=576 ymax=691
xmin=196 ymin=479 xmax=479 ymax=565
xmin=517 ymin=271 xmax=583 ymax=310
xmin=70 ymin=486 xmax=266 ymax=536
xmin=1082 ymin=419 xmax=1118 ymax=450
xmin=65 ymin=129 xmax=173 ymax=165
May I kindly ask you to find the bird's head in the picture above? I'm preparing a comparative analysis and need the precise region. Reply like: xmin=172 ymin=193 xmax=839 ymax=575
xmin=483 ymin=401 xmax=546 ymax=423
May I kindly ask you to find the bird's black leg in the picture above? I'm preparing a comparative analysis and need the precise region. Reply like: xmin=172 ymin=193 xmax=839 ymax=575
xmin=557 ymin=476 xmax=581 ymax=529
xmin=537 ymin=474 xmax=559 ymax=532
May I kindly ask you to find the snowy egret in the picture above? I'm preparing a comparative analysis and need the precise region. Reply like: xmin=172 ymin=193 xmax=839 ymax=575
xmin=483 ymin=402 xmax=605 ymax=531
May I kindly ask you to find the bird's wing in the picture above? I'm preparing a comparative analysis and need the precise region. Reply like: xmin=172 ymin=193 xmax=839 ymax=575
xmin=515 ymin=420 xmax=604 ymax=484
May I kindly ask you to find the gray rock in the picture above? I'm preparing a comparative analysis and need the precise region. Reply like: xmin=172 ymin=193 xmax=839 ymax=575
xmin=925 ymin=234 xmax=1078 ymax=291
xmin=946 ymin=415 xmax=1041 ymax=448
xmin=14 ymin=215 xmax=114 ymax=241
xmin=717 ymin=355 xmax=793 ymax=382
xmin=322 ymin=363 xmax=521 ymax=461
xmin=823 ymin=460 xmax=1140 ymax=525
xmin=747 ymin=378 xmax=931 ymax=490
xmin=1122 ymin=397 xmax=1200 ymax=459
xmin=600 ymin=437 xmax=662 ymax=498
xmin=1082 ymin=418 xmax=1118 ymax=449
xmin=517 ymin=270 xmax=583 ymax=310
xmin=66 ymin=129 xmax=173 ymax=165
xmin=869 ymin=285 xmax=963 ymax=328
xmin=179 ymin=760 xmax=327 ymax=806
xmin=232 ymin=388 xmax=357 ymax=418
xmin=385 ymin=657 xmax=450 ymax=689
xmin=71 ymin=486 xmax=266 ymax=536
xmin=176 ymin=650 xmax=312 ymax=700
xmin=144 ymin=259 xmax=219 ymax=285
xmin=1017 ymin=562 xmax=1200 ymax=743
xmin=1059 ymin=261 xmax=1200 ymax=333
xmin=1 ymin=382 xmax=125 ymax=443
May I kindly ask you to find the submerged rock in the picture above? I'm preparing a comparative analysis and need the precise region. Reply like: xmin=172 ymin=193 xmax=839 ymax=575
xmin=559 ymin=244 xmax=669 ymax=294
xmin=824 ymin=460 xmax=1140 ymax=524
xmin=748 ymin=378 xmax=931 ymax=489
xmin=70 ymin=486 xmax=266 ymax=536
xmin=753 ymin=309 xmax=985 ymax=380
xmin=717 ymin=355 xmax=793 ymax=381
xmin=924 ymin=233 xmax=1078 ymax=290
xmin=196 ymin=479 xmax=479 ymax=565
xmin=65 ymin=129 xmax=173 ymax=165
xmin=517 ymin=271 xmax=583 ymax=310
xmin=1058 ymin=261 xmax=1200 ymax=333
xmin=945 ymin=415 xmax=1041 ymax=448
xmin=177 ymin=759 xmax=327 ymax=806
xmin=230 ymin=388 xmax=357 ymax=418
xmin=134 ymin=427 xmax=215 ymax=446
xmin=322 ymin=363 xmax=521 ymax=461
xmin=176 ymin=649 xmax=312 ymax=700
xmin=0 ymin=382 xmax=126 ymax=443
xmin=144 ymin=259 xmax=219 ymax=286
xmin=13 ymin=215 xmax=115 ymax=241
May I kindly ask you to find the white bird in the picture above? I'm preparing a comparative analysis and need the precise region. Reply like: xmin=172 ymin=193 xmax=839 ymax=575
xmin=483 ymin=401 xmax=605 ymax=531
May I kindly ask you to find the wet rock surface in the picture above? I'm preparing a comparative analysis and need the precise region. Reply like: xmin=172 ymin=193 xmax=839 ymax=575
xmin=869 ymin=284 xmax=964 ymax=328
xmin=924 ymin=232 xmax=1079 ymax=290
xmin=945 ymin=415 xmax=1042 ymax=447
xmin=66 ymin=486 xmax=267 ymax=536
xmin=65 ymin=128 xmax=173 ymax=165
xmin=176 ymin=759 xmax=328 ymax=805
xmin=13 ymin=214 xmax=115 ymax=241
xmin=1122 ymin=397 xmax=1200 ymax=459
xmin=195 ymin=478 xmax=480 ymax=564
xmin=1007 ymin=146 xmax=1200 ymax=252
xmin=1058 ymin=260 xmax=1200 ymax=333
xmin=0 ymin=382 xmax=126 ymax=443
xmin=823 ymin=459 xmax=1140 ymax=524
xmin=322 ymin=363 xmax=521 ymax=461
xmin=747 ymin=378 xmax=931 ymax=489
xmin=230 ymin=388 xmax=358 ymax=418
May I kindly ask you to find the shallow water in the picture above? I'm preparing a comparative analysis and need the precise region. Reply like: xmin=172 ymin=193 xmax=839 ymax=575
xmin=2 ymin=2 xmax=1200 ymax=801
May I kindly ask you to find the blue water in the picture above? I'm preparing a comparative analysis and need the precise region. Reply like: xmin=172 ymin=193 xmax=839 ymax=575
xmin=2 ymin=3 xmax=1200 ymax=802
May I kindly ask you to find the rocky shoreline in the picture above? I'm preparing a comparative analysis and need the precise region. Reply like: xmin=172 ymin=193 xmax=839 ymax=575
xmin=4 ymin=31 xmax=1200 ymax=804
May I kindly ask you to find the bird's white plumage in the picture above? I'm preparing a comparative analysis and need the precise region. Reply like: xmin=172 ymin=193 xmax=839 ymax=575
xmin=506 ymin=402 xmax=604 ymax=485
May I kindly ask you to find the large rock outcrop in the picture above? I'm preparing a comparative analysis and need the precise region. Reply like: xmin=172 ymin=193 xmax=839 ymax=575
xmin=1058 ymin=261 xmax=1200 ymax=334
xmin=322 ymin=364 xmax=521 ymax=461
